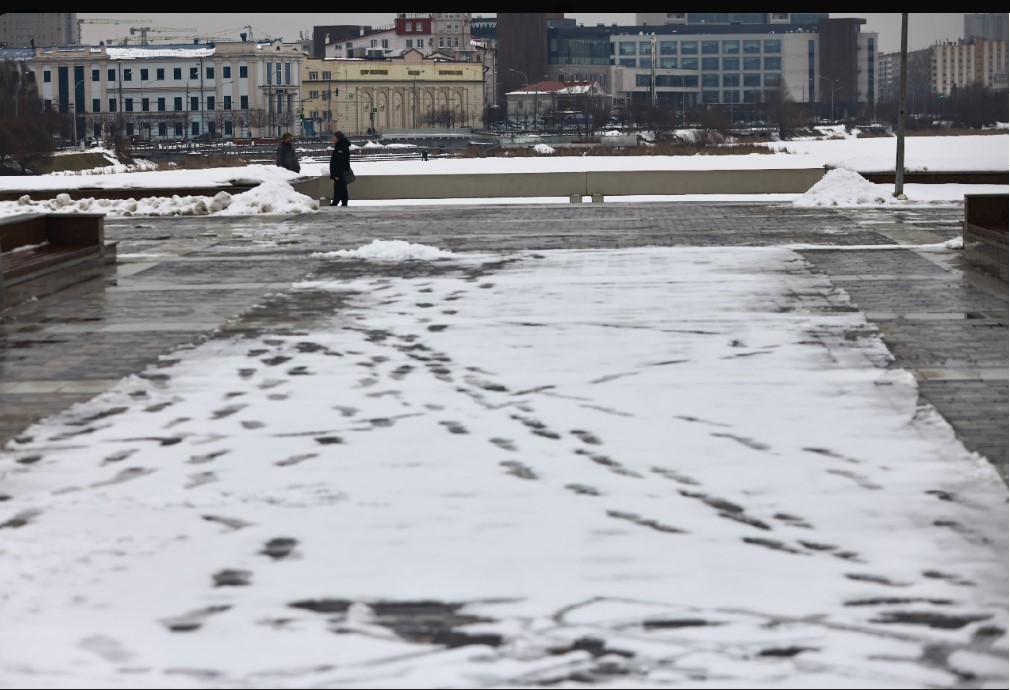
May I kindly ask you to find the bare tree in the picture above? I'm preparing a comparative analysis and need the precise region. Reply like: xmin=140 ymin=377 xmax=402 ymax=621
xmin=765 ymin=84 xmax=806 ymax=140
xmin=10 ymin=119 xmax=56 ymax=173
xmin=423 ymin=106 xmax=462 ymax=129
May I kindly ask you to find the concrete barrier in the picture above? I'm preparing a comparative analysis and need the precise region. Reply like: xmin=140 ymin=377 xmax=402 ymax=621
xmin=0 ymin=213 xmax=110 ymax=307
xmin=294 ymin=168 xmax=827 ymax=203
xmin=963 ymin=193 xmax=1008 ymax=281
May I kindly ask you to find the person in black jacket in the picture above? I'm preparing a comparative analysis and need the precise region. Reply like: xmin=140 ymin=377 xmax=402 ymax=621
xmin=275 ymin=132 xmax=300 ymax=172
xmin=329 ymin=130 xmax=351 ymax=206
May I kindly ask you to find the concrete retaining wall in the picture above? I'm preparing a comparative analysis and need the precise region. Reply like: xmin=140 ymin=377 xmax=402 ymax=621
xmin=293 ymin=168 xmax=827 ymax=203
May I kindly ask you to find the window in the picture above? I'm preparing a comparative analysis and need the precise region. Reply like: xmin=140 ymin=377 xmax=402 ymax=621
xmin=224 ymin=120 xmax=233 ymax=135
xmin=190 ymin=96 xmax=198 ymax=110
xmin=239 ymin=65 xmax=248 ymax=78
xmin=322 ymin=71 xmax=331 ymax=80
xmin=206 ymin=66 xmax=214 ymax=79
xmin=619 ymin=58 xmax=636 ymax=67
xmin=639 ymin=58 xmax=652 ymax=69
xmin=141 ymin=98 xmax=149 ymax=112
xmin=406 ymin=39 xmax=413 ymax=48
xmin=159 ymin=123 xmax=167 ymax=136
xmin=206 ymin=96 xmax=215 ymax=110
xmin=92 ymin=98 xmax=100 ymax=112
xmin=174 ymin=68 xmax=182 ymax=79
xmin=722 ymin=40 xmax=739 ymax=54
xmin=722 ymin=57 xmax=739 ymax=71
xmin=406 ymin=22 xmax=413 ymax=31
xmin=158 ymin=97 xmax=166 ymax=111
xmin=108 ymin=98 xmax=117 ymax=112
xmin=223 ymin=66 xmax=231 ymax=78
xmin=91 ymin=69 xmax=99 ymax=81
xmin=191 ymin=122 xmax=199 ymax=135
xmin=240 ymin=95 xmax=249 ymax=109
xmin=382 ymin=39 xmax=389 ymax=48
xmin=702 ymin=90 xmax=719 ymax=104
xmin=190 ymin=67 xmax=198 ymax=80
xmin=743 ymin=74 xmax=761 ymax=87
xmin=43 ymin=71 xmax=51 ymax=83
xmin=659 ymin=41 xmax=676 ymax=55
xmin=309 ymin=71 xmax=318 ymax=80
xmin=764 ymin=73 xmax=781 ymax=87
xmin=659 ymin=57 xmax=677 ymax=69
xmin=635 ymin=74 xmax=652 ymax=87
xmin=125 ymin=98 xmax=134 ymax=112
xmin=722 ymin=74 xmax=740 ymax=87
xmin=141 ymin=68 xmax=149 ymax=80
xmin=702 ymin=41 xmax=719 ymax=54
xmin=223 ymin=95 xmax=232 ymax=110
xmin=681 ymin=41 xmax=697 ymax=55
xmin=743 ymin=40 xmax=761 ymax=54
xmin=763 ymin=56 xmax=781 ymax=70
xmin=174 ymin=123 xmax=183 ymax=136
xmin=763 ymin=39 xmax=781 ymax=53
xmin=680 ymin=57 xmax=698 ymax=70
xmin=108 ymin=68 xmax=115 ymax=81
xmin=174 ymin=97 xmax=183 ymax=111
xmin=702 ymin=57 xmax=719 ymax=71
xmin=743 ymin=57 xmax=761 ymax=71
xmin=702 ymin=74 xmax=719 ymax=88
xmin=618 ymin=42 xmax=635 ymax=56
xmin=157 ymin=68 xmax=165 ymax=79
xmin=124 ymin=68 xmax=132 ymax=81
xmin=639 ymin=41 xmax=651 ymax=55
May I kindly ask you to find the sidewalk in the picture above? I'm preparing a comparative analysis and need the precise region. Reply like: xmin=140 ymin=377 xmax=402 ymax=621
xmin=0 ymin=202 xmax=1006 ymax=688
xmin=2 ymin=203 xmax=1005 ymax=476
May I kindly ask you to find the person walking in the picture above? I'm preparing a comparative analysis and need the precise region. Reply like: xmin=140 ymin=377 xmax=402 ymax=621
xmin=329 ymin=130 xmax=352 ymax=207
xmin=275 ymin=132 xmax=300 ymax=173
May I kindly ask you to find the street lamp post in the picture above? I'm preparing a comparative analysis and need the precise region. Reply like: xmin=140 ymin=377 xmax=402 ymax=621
xmin=817 ymin=75 xmax=842 ymax=122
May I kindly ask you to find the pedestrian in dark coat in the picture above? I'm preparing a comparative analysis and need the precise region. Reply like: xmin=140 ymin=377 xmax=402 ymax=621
xmin=276 ymin=132 xmax=300 ymax=173
xmin=329 ymin=130 xmax=352 ymax=206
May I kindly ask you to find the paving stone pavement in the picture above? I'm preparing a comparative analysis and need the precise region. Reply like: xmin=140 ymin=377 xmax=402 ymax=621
xmin=0 ymin=202 xmax=1006 ymax=482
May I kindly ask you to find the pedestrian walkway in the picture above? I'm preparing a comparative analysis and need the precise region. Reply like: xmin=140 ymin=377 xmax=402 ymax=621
xmin=2 ymin=203 xmax=1005 ymax=477
xmin=0 ymin=202 xmax=1006 ymax=688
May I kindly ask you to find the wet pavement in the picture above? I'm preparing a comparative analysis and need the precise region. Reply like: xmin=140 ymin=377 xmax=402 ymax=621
xmin=0 ymin=201 xmax=1008 ymax=688
xmin=2 ymin=203 xmax=1006 ymax=481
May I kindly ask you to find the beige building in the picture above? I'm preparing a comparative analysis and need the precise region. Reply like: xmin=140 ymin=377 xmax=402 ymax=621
xmin=301 ymin=51 xmax=484 ymax=136
xmin=931 ymin=37 xmax=1008 ymax=95
xmin=28 ymin=38 xmax=305 ymax=142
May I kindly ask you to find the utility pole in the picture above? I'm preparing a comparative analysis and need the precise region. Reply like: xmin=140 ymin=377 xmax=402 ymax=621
xmin=894 ymin=13 xmax=907 ymax=198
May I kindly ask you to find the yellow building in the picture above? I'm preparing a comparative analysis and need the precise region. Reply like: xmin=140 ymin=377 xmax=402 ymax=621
xmin=301 ymin=50 xmax=484 ymax=136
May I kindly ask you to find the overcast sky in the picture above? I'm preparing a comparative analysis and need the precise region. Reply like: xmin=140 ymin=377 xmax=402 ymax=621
xmin=75 ymin=13 xmax=973 ymax=54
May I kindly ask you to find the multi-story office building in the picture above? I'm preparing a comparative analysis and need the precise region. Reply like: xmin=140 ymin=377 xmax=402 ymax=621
xmin=0 ymin=12 xmax=76 ymax=49
xmin=541 ymin=13 xmax=876 ymax=121
xmin=27 ymin=38 xmax=305 ymax=142
xmin=964 ymin=13 xmax=1008 ymax=42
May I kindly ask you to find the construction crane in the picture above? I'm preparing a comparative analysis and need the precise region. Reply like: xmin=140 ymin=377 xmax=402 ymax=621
xmin=129 ymin=26 xmax=199 ymax=46
xmin=76 ymin=17 xmax=150 ymax=42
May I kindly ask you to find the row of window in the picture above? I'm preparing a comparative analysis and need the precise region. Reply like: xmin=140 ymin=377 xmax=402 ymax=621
xmin=618 ymin=56 xmax=784 ymax=71
xmin=633 ymin=73 xmax=781 ymax=88
xmin=47 ymin=62 xmax=296 ymax=86
xmin=616 ymin=39 xmax=782 ymax=56
xmin=67 ymin=95 xmax=250 ymax=113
